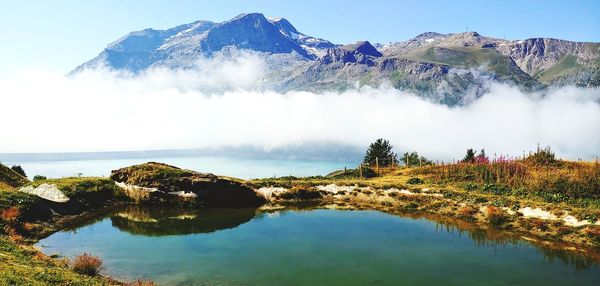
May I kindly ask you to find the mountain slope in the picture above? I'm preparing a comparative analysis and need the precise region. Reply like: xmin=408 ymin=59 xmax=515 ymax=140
xmin=0 ymin=162 xmax=28 ymax=189
xmin=74 ymin=13 xmax=600 ymax=104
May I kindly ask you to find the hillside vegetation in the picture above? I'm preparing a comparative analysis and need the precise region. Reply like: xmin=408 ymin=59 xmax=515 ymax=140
xmin=1 ymin=150 xmax=600 ymax=284
xmin=0 ymin=163 xmax=122 ymax=286
xmin=0 ymin=162 xmax=29 ymax=189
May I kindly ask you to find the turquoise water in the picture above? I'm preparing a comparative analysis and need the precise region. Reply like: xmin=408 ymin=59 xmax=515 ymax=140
xmin=5 ymin=156 xmax=356 ymax=179
xmin=37 ymin=207 xmax=600 ymax=285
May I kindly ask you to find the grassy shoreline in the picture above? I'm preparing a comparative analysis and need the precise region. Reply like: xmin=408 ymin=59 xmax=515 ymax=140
xmin=249 ymin=159 xmax=600 ymax=249
xmin=1 ymin=158 xmax=600 ymax=285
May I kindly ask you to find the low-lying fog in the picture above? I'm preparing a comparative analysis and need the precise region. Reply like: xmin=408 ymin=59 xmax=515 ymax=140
xmin=1 ymin=54 xmax=599 ymax=161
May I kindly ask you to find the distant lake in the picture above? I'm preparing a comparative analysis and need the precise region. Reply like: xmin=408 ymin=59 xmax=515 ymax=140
xmin=37 ymin=207 xmax=600 ymax=285
xmin=3 ymin=155 xmax=358 ymax=179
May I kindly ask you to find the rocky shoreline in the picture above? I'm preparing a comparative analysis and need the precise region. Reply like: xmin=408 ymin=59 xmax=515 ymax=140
xmin=252 ymin=183 xmax=600 ymax=254
xmin=17 ymin=162 xmax=600 ymax=253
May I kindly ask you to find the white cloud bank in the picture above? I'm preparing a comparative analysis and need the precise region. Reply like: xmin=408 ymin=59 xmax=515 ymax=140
xmin=1 ymin=55 xmax=599 ymax=161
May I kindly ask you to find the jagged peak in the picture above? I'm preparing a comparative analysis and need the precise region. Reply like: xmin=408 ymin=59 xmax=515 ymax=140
xmin=268 ymin=17 xmax=299 ymax=35
xmin=342 ymin=41 xmax=382 ymax=57
xmin=230 ymin=12 xmax=270 ymax=23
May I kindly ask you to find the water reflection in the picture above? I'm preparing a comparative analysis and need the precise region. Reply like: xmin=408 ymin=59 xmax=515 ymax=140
xmin=74 ymin=205 xmax=600 ymax=270
xmin=37 ymin=206 xmax=600 ymax=285
xmin=110 ymin=206 xmax=256 ymax=236
xmin=424 ymin=213 xmax=600 ymax=270
xmin=260 ymin=206 xmax=600 ymax=270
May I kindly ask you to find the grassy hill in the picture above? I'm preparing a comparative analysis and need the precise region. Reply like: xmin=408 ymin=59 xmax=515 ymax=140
xmin=0 ymin=162 xmax=28 ymax=189
xmin=402 ymin=46 xmax=539 ymax=88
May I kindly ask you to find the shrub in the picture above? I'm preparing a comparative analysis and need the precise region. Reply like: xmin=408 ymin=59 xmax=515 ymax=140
xmin=527 ymin=218 xmax=549 ymax=231
xmin=482 ymin=183 xmax=511 ymax=195
xmin=486 ymin=206 xmax=508 ymax=227
xmin=458 ymin=206 xmax=478 ymax=220
xmin=405 ymin=202 xmax=419 ymax=210
xmin=406 ymin=177 xmax=424 ymax=185
xmin=10 ymin=165 xmax=26 ymax=177
xmin=360 ymin=166 xmax=377 ymax=178
xmin=464 ymin=182 xmax=478 ymax=191
xmin=584 ymin=227 xmax=600 ymax=245
xmin=72 ymin=253 xmax=103 ymax=276
xmin=583 ymin=213 xmax=599 ymax=223
xmin=557 ymin=226 xmax=573 ymax=236
xmin=1 ymin=207 xmax=20 ymax=223
xmin=491 ymin=198 xmax=508 ymax=207
xmin=526 ymin=145 xmax=558 ymax=166
xmin=401 ymin=152 xmax=433 ymax=167
xmin=33 ymin=175 xmax=47 ymax=181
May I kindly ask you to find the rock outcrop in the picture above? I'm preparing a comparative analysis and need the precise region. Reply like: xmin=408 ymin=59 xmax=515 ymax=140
xmin=19 ymin=184 xmax=69 ymax=203
xmin=110 ymin=162 xmax=265 ymax=207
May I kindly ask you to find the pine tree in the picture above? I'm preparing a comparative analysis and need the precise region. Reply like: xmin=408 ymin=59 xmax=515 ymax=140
xmin=463 ymin=148 xmax=476 ymax=163
xmin=10 ymin=165 xmax=26 ymax=177
xmin=363 ymin=139 xmax=398 ymax=167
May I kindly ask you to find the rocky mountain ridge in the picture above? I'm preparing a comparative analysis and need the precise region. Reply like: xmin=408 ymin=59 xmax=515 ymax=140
xmin=75 ymin=13 xmax=600 ymax=105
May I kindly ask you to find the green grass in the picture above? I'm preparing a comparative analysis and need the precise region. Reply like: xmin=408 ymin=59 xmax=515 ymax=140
xmin=1 ymin=177 xmax=121 ymax=234
xmin=0 ymin=188 xmax=40 ymax=214
xmin=402 ymin=46 xmax=538 ymax=87
xmin=1 ymin=177 xmax=123 ymax=285
xmin=110 ymin=162 xmax=195 ymax=186
xmin=537 ymin=54 xmax=581 ymax=82
xmin=0 ymin=236 xmax=112 ymax=286
xmin=30 ymin=177 xmax=119 ymax=198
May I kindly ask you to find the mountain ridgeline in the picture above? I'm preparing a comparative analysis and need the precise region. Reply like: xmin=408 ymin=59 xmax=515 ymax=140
xmin=75 ymin=13 xmax=600 ymax=105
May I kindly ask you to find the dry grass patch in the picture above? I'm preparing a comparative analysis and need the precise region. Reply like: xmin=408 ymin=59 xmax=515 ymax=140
xmin=72 ymin=253 xmax=103 ymax=276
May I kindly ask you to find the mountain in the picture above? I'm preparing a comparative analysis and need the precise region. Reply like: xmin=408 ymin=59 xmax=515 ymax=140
xmin=74 ymin=13 xmax=600 ymax=105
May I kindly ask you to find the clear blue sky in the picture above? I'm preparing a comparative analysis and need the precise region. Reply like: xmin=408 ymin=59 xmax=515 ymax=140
xmin=1 ymin=0 xmax=599 ymax=74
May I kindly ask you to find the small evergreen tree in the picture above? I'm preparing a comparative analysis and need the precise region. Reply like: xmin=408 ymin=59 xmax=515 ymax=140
xmin=462 ymin=148 xmax=476 ymax=163
xmin=401 ymin=152 xmax=433 ymax=167
xmin=10 ymin=165 xmax=26 ymax=177
xmin=33 ymin=175 xmax=47 ymax=181
xmin=363 ymin=139 xmax=398 ymax=167
xmin=475 ymin=149 xmax=490 ymax=164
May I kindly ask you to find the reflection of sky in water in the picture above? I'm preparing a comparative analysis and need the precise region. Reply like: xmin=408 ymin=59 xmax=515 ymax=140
xmin=5 ymin=156 xmax=357 ymax=179
xmin=37 ymin=208 xmax=600 ymax=286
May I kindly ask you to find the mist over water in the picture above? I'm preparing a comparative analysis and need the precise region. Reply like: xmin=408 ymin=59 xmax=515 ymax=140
xmin=1 ymin=55 xmax=599 ymax=161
